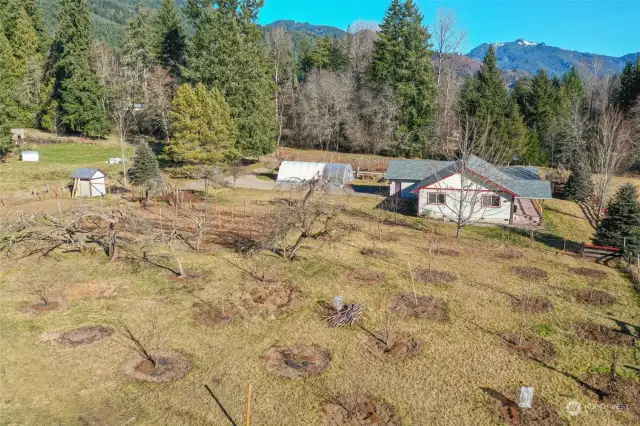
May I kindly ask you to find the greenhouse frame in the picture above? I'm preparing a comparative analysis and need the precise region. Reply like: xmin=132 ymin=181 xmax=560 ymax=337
xmin=276 ymin=161 xmax=354 ymax=186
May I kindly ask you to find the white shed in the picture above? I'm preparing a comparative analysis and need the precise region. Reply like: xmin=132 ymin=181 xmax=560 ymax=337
xmin=71 ymin=168 xmax=107 ymax=198
xmin=21 ymin=151 xmax=39 ymax=162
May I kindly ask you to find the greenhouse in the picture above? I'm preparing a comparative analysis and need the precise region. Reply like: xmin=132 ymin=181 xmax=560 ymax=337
xmin=276 ymin=161 xmax=354 ymax=186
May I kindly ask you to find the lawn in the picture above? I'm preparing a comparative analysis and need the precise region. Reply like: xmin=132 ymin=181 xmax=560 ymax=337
xmin=1 ymin=187 xmax=638 ymax=425
xmin=0 ymin=143 xmax=135 ymax=193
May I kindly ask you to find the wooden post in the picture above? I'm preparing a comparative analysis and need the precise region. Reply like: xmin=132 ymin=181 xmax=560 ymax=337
xmin=244 ymin=199 xmax=246 ymax=217
xmin=218 ymin=211 xmax=221 ymax=229
xmin=57 ymin=202 xmax=63 ymax=221
xmin=245 ymin=383 xmax=252 ymax=426
xmin=231 ymin=206 xmax=234 ymax=224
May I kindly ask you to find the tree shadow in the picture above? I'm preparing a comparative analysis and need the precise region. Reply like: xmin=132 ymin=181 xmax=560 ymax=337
xmin=480 ymin=387 xmax=517 ymax=407
xmin=351 ymin=184 xmax=387 ymax=195
xmin=466 ymin=318 xmax=609 ymax=400
xmin=606 ymin=317 xmax=640 ymax=338
xmin=577 ymin=201 xmax=598 ymax=230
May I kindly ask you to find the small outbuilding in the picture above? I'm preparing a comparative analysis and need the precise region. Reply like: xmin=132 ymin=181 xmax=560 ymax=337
xmin=276 ymin=161 xmax=353 ymax=186
xmin=20 ymin=151 xmax=39 ymax=162
xmin=71 ymin=168 xmax=107 ymax=198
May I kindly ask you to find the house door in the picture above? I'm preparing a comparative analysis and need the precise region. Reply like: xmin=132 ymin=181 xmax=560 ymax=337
xmin=394 ymin=182 xmax=402 ymax=195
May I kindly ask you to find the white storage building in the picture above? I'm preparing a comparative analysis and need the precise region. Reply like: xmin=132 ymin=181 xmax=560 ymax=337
xmin=71 ymin=168 xmax=107 ymax=198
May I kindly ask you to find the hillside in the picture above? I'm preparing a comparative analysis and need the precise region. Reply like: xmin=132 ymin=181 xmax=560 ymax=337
xmin=468 ymin=39 xmax=639 ymax=78
xmin=264 ymin=19 xmax=346 ymax=39
xmin=37 ymin=0 xmax=162 ymax=46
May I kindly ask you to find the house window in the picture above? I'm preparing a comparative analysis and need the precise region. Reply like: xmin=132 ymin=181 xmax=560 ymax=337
xmin=427 ymin=192 xmax=446 ymax=205
xmin=482 ymin=194 xmax=501 ymax=208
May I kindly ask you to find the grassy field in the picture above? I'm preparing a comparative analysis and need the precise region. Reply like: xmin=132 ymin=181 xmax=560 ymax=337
xmin=1 ymin=187 xmax=638 ymax=425
xmin=0 ymin=143 xmax=135 ymax=193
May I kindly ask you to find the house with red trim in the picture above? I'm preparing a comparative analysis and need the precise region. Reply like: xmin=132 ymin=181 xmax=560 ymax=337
xmin=384 ymin=156 xmax=552 ymax=226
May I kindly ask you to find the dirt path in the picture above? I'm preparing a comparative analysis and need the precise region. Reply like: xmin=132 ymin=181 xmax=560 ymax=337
xmin=1 ymin=198 xmax=115 ymax=217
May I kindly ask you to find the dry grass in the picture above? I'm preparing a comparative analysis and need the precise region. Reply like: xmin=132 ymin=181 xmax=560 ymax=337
xmin=1 ymin=187 xmax=639 ymax=425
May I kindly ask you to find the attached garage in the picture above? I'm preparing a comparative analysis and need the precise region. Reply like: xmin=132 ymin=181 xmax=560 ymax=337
xmin=71 ymin=168 xmax=107 ymax=198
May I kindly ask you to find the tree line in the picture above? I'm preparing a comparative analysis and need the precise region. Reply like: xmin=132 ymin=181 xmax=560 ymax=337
xmin=1 ymin=0 xmax=639 ymax=173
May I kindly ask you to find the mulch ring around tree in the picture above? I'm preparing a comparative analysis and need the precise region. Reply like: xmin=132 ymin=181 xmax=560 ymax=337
xmin=511 ymin=266 xmax=548 ymax=280
xmin=347 ymin=269 xmax=386 ymax=285
xmin=321 ymin=394 xmax=400 ymax=426
xmin=414 ymin=268 xmax=457 ymax=285
xmin=569 ymin=267 xmax=608 ymax=279
xmin=265 ymin=345 xmax=331 ymax=379
xmin=192 ymin=302 xmax=234 ymax=327
xmin=574 ymin=290 xmax=617 ymax=306
xmin=19 ymin=300 xmax=67 ymax=315
xmin=574 ymin=322 xmax=636 ymax=346
xmin=501 ymin=332 xmax=557 ymax=363
xmin=389 ymin=294 xmax=448 ymax=322
xmin=510 ymin=295 xmax=553 ymax=313
xmin=496 ymin=251 xmax=524 ymax=260
xmin=582 ymin=373 xmax=640 ymax=417
xmin=482 ymin=388 xmax=564 ymax=426
xmin=430 ymin=248 xmax=460 ymax=257
xmin=57 ymin=325 xmax=114 ymax=346
xmin=360 ymin=247 xmax=394 ymax=259
xmin=363 ymin=330 xmax=420 ymax=361
xmin=243 ymin=280 xmax=301 ymax=314
xmin=124 ymin=350 xmax=190 ymax=383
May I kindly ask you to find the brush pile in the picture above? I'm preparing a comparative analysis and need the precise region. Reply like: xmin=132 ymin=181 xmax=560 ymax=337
xmin=319 ymin=301 xmax=364 ymax=328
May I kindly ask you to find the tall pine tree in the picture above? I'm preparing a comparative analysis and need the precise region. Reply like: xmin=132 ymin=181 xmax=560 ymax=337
xmin=153 ymin=0 xmax=186 ymax=81
xmin=614 ymin=57 xmax=640 ymax=113
xmin=369 ymin=0 xmax=437 ymax=157
xmin=185 ymin=0 xmax=276 ymax=155
xmin=458 ymin=45 xmax=527 ymax=163
xmin=44 ymin=0 xmax=110 ymax=137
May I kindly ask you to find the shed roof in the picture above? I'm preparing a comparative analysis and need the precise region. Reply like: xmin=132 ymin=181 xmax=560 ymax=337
xmin=389 ymin=156 xmax=552 ymax=199
xmin=71 ymin=168 xmax=104 ymax=179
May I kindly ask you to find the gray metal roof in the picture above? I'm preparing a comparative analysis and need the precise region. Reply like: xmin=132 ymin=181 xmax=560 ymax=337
xmin=71 ymin=168 xmax=103 ymax=179
xmin=385 ymin=159 xmax=451 ymax=180
xmin=387 ymin=156 xmax=552 ymax=199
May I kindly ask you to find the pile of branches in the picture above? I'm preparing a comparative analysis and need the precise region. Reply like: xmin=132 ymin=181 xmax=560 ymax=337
xmin=0 ymin=204 xmax=150 ymax=261
xmin=319 ymin=301 xmax=364 ymax=328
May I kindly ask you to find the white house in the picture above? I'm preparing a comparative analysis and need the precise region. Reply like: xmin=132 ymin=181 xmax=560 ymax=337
xmin=71 ymin=168 xmax=107 ymax=198
xmin=385 ymin=156 xmax=552 ymax=226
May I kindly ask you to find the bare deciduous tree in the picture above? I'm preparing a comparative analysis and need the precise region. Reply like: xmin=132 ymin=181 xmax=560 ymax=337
xmin=146 ymin=67 xmax=174 ymax=142
xmin=348 ymin=20 xmax=378 ymax=79
xmin=590 ymin=107 xmax=633 ymax=221
xmin=262 ymin=179 xmax=352 ymax=260
xmin=432 ymin=8 xmax=467 ymax=148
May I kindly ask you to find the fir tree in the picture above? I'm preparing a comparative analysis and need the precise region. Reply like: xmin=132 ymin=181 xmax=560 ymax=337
xmin=167 ymin=83 xmax=238 ymax=164
xmin=369 ymin=0 xmax=437 ymax=157
xmin=311 ymin=35 xmax=332 ymax=70
xmin=122 ymin=4 xmax=155 ymax=94
xmin=614 ymin=57 xmax=640 ymax=112
xmin=153 ymin=0 xmax=186 ymax=81
xmin=564 ymin=162 xmax=593 ymax=202
xmin=131 ymin=140 xmax=161 ymax=197
xmin=185 ymin=1 xmax=276 ymax=155
xmin=44 ymin=0 xmax=110 ymax=137
xmin=596 ymin=184 xmax=640 ymax=251
xmin=298 ymin=36 xmax=315 ymax=81
xmin=458 ymin=45 xmax=528 ymax=162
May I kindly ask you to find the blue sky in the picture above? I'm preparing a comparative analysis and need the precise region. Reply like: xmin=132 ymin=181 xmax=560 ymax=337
xmin=259 ymin=0 xmax=640 ymax=57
